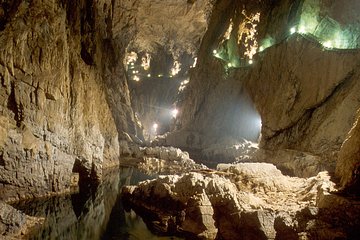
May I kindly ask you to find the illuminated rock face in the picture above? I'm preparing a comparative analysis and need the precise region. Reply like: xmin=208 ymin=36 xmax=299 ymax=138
xmin=128 ymin=0 xmax=212 ymax=56
xmin=123 ymin=163 xmax=360 ymax=239
xmin=336 ymin=111 xmax=360 ymax=195
xmin=125 ymin=0 xmax=214 ymax=137
xmin=0 ymin=0 xmax=140 ymax=199
xmin=172 ymin=0 xmax=360 ymax=175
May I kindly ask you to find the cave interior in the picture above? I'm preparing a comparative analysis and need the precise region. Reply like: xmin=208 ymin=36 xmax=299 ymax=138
xmin=0 ymin=0 xmax=360 ymax=239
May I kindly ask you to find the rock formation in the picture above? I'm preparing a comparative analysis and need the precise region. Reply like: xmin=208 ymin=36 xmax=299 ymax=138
xmin=0 ymin=0 xmax=142 ymax=200
xmin=125 ymin=0 xmax=214 ymax=138
xmin=1 ymin=0 xmax=360 ymax=238
xmin=162 ymin=0 xmax=360 ymax=179
xmin=137 ymin=146 xmax=207 ymax=175
xmin=123 ymin=162 xmax=360 ymax=239
xmin=336 ymin=109 xmax=360 ymax=194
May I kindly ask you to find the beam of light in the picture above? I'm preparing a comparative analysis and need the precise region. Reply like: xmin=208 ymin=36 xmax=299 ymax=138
xmin=178 ymin=79 xmax=189 ymax=92
xmin=141 ymin=53 xmax=151 ymax=70
xmin=224 ymin=18 xmax=233 ymax=40
xmin=192 ymin=57 xmax=197 ymax=68
xmin=290 ymin=27 xmax=296 ymax=34
xmin=323 ymin=41 xmax=333 ymax=49
xmin=171 ymin=109 xmax=178 ymax=118
xmin=125 ymin=51 xmax=138 ymax=65
xmin=255 ymin=116 xmax=262 ymax=130
xmin=258 ymin=37 xmax=275 ymax=53
xmin=298 ymin=26 xmax=306 ymax=34
xmin=170 ymin=60 xmax=181 ymax=76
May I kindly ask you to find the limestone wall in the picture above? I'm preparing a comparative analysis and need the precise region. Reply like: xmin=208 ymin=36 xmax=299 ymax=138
xmin=0 ymin=0 xmax=138 ymax=199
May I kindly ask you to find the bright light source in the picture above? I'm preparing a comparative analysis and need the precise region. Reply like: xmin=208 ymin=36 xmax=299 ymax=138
xmin=141 ymin=53 xmax=151 ymax=70
xmin=227 ymin=62 xmax=232 ymax=67
xmin=298 ymin=26 xmax=306 ymax=34
xmin=152 ymin=123 xmax=158 ymax=131
xmin=248 ymin=60 xmax=253 ymax=65
xmin=192 ymin=57 xmax=197 ymax=68
xmin=147 ymin=74 xmax=151 ymax=77
xmin=172 ymin=109 xmax=178 ymax=118
xmin=170 ymin=61 xmax=181 ymax=76
xmin=158 ymin=74 xmax=163 ymax=77
xmin=213 ymin=50 xmax=217 ymax=54
xmin=130 ymin=62 xmax=134 ymax=66
xmin=133 ymin=76 xmax=140 ymax=82
xmin=224 ymin=19 xmax=233 ymax=40
xmin=259 ymin=46 xmax=264 ymax=52
xmin=256 ymin=117 xmax=262 ymax=129
xmin=323 ymin=41 xmax=333 ymax=49
xmin=125 ymin=51 xmax=138 ymax=65
xmin=178 ymin=79 xmax=189 ymax=92
xmin=290 ymin=27 xmax=296 ymax=34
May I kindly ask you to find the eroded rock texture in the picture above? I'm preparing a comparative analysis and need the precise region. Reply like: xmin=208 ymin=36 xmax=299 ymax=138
xmin=0 ymin=0 xmax=141 ymax=200
xmin=123 ymin=163 xmax=360 ymax=239
xmin=166 ymin=0 xmax=360 ymax=177
xmin=125 ymin=0 xmax=214 ymax=137
xmin=336 ymin=110 xmax=360 ymax=195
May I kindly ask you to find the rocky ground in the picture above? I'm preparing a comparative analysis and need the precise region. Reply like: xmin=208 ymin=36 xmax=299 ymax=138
xmin=122 ymin=162 xmax=360 ymax=240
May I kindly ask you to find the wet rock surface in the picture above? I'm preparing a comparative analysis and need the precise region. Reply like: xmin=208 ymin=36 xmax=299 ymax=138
xmin=0 ymin=201 xmax=27 ymax=236
xmin=122 ymin=163 xmax=360 ymax=240
xmin=0 ymin=0 xmax=141 ymax=200
xmin=169 ymin=0 xmax=360 ymax=182
xmin=0 ymin=201 xmax=43 ymax=239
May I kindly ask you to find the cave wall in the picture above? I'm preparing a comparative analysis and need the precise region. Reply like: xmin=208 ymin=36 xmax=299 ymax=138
xmin=170 ymin=0 xmax=360 ymax=172
xmin=0 ymin=0 xmax=138 ymax=200
xmin=336 ymin=109 xmax=360 ymax=194
xmin=123 ymin=0 xmax=214 ymax=139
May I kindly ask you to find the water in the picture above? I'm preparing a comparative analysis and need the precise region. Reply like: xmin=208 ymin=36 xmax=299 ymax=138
xmin=13 ymin=167 xmax=184 ymax=240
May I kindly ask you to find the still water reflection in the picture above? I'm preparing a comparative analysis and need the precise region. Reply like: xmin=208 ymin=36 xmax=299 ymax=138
xmin=14 ymin=167 xmax=183 ymax=240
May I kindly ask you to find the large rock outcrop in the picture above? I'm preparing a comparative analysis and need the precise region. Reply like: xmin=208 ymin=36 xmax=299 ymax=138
xmin=0 ymin=0 xmax=140 ymax=200
xmin=164 ymin=0 xmax=360 ymax=176
xmin=336 ymin=109 xmax=360 ymax=195
xmin=123 ymin=163 xmax=360 ymax=239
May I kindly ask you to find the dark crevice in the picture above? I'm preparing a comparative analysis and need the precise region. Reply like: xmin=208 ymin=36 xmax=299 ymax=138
xmin=7 ymin=83 xmax=23 ymax=127
xmin=0 ymin=153 xmax=5 ymax=166
xmin=0 ymin=0 xmax=22 ymax=31
xmin=80 ymin=0 xmax=95 ymax=66
xmin=344 ymin=164 xmax=360 ymax=196
xmin=81 ymin=42 xmax=94 ymax=65
xmin=72 ymin=158 xmax=99 ymax=189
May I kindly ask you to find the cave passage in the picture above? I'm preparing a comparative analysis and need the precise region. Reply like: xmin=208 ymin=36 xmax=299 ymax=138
xmin=1 ymin=0 xmax=360 ymax=239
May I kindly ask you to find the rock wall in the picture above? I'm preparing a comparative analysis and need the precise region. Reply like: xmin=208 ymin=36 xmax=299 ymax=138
xmin=169 ymin=0 xmax=360 ymax=176
xmin=0 ymin=0 xmax=139 ymax=200
xmin=336 ymin=109 xmax=360 ymax=195
xmin=125 ymin=0 xmax=214 ymax=139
